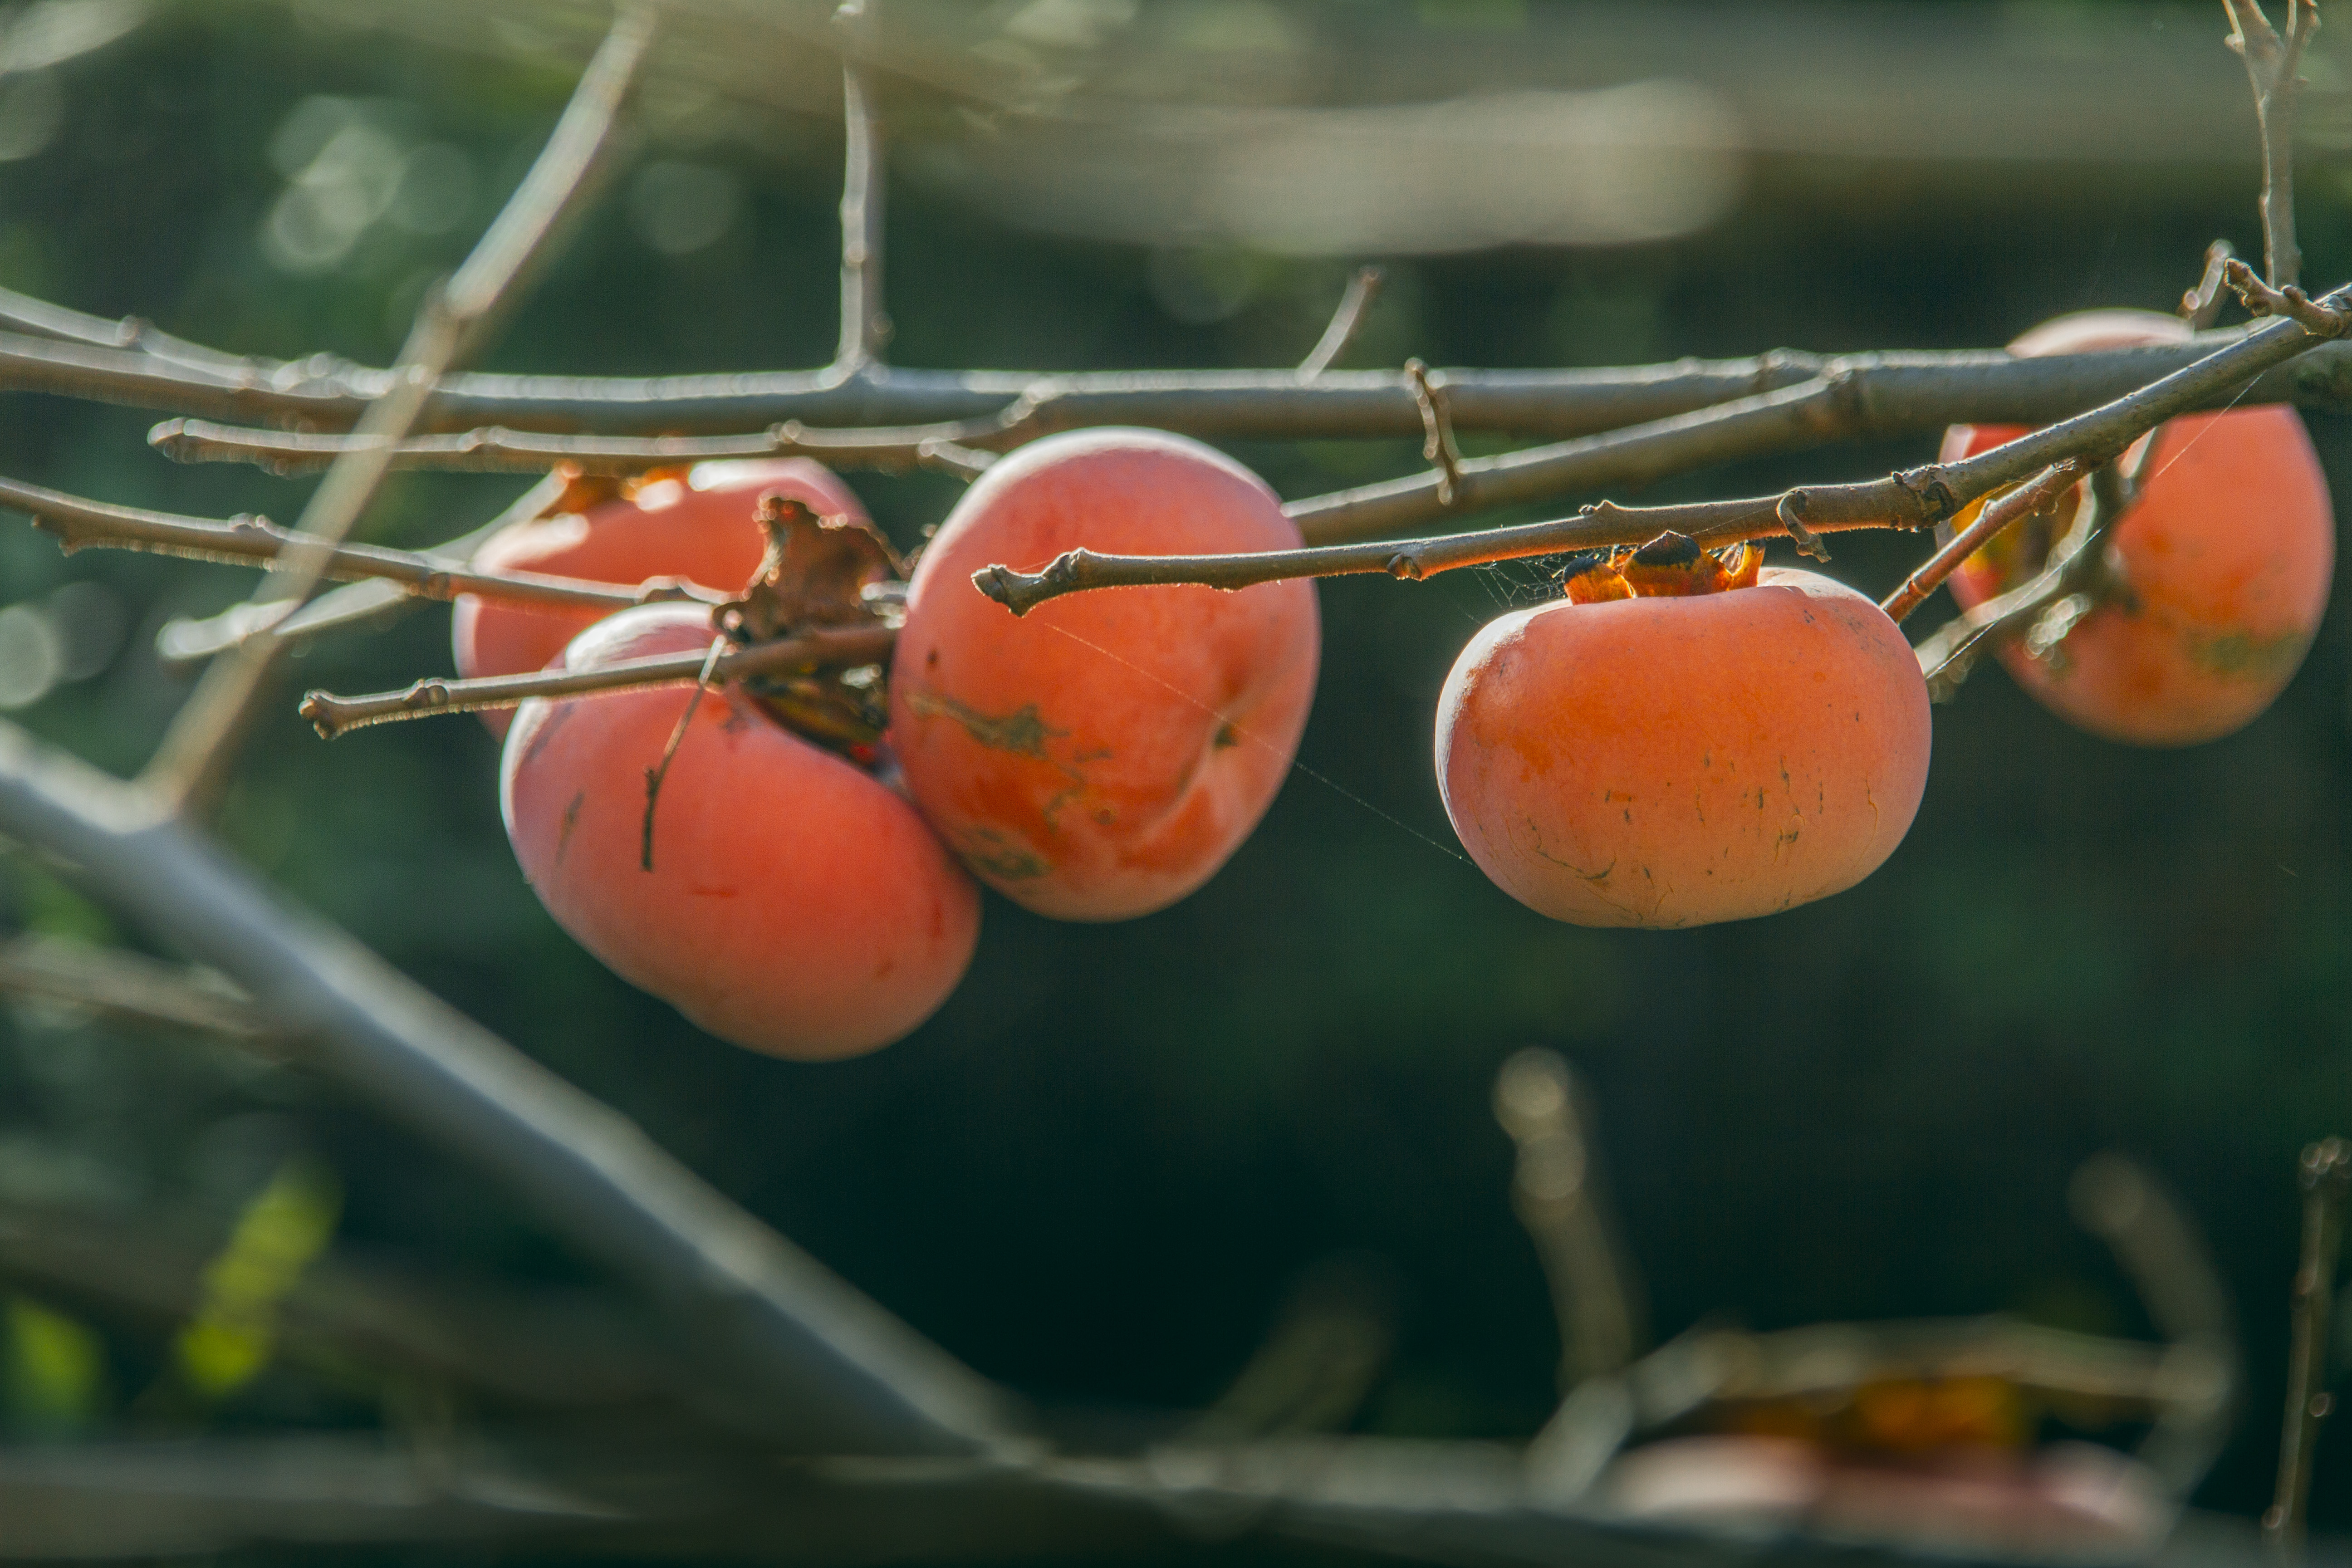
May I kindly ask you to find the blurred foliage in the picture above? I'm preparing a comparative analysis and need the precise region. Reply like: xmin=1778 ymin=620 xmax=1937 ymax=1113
xmin=0 ymin=0 xmax=2343 ymax=1541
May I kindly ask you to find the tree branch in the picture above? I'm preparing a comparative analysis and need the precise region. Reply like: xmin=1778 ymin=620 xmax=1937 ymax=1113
xmin=298 ymin=625 xmax=897 ymax=740
xmin=152 ymin=472 xmax=574 ymax=667
xmin=2224 ymin=0 xmax=2320 ymax=289
xmin=1298 ymin=268 xmax=1384 ymax=379
xmin=149 ymin=416 xmax=1002 ymax=480
xmin=1879 ymin=461 xmax=2085 ymax=625
xmin=2264 ymin=1135 xmax=2347 ymax=1559
xmin=28 ymin=261 xmax=2352 ymax=448
xmin=833 ymin=10 xmax=889 ymax=373
xmin=0 ymin=474 xmax=718 ymax=615
xmin=0 ymin=718 xmax=1021 ymax=1457
xmin=972 ymin=284 xmax=2352 ymax=614
xmin=134 ymin=6 xmax=662 ymax=819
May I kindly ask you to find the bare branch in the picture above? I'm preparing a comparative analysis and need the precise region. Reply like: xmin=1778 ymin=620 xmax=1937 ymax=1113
xmin=0 ymin=717 xmax=1021 ymax=1456
xmin=1879 ymin=461 xmax=2085 ymax=625
xmin=2183 ymin=239 xmax=2241 ymax=328
xmin=1912 ymin=439 xmax=2163 ymax=694
xmin=0 ymin=936 xmax=276 ymax=1043
xmin=298 ymin=624 xmax=898 ymax=740
xmin=151 ymin=416 xmax=1001 ymax=480
xmin=833 ymin=10 xmax=890 ymax=372
xmin=974 ymin=286 xmax=2352 ymax=613
xmin=1297 ymin=267 xmax=1384 ymax=378
xmin=136 ymin=7 xmax=662 ymax=818
xmin=28 ymin=264 xmax=2352 ymax=451
xmin=0 ymin=473 xmax=718 ymax=614
xmin=2225 ymin=0 xmax=2320 ymax=288
xmin=2264 ymin=1135 xmax=2347 ymax=1559
xmin=152 ymin=471 xmax=574 ymax=667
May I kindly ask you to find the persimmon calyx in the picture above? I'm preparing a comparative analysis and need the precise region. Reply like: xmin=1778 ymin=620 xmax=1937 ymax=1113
xmin=1558 ymin=532 xmax=1762 ymax=604
xmin=714 ymin=493 xmax=909 ymax=765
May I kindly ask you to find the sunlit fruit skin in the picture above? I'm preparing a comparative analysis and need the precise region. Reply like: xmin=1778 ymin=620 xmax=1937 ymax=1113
xmin=500 ymin=604 xmax=978 ymax=1061
xmin=888 ymin=428 xmax=1319 ymax=921
xmin=1435 ymin=570 xmax=1930 ymax=929
xmin=1940 ymin=309 xmax=2332 ymax=746
xmin=455 ymin=460 xmax=869 ymax=734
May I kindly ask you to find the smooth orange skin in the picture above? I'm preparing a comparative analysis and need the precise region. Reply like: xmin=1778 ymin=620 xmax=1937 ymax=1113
xmin=889 ymin=429 xmax=1320 ymax=921
xmin=1940 ymin=309 xmax=2333 ymax=746
xmin=455 ymin=460 xmax=869 ymax=735
xmin=501 ymin=604 xmax=979 ymax=1061
xmin=1436 ymin=570 xmax=1930 ymax=929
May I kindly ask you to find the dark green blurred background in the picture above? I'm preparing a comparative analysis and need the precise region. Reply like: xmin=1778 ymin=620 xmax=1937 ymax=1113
xmin=0 ymin=0 xmax=2344 ymax=1539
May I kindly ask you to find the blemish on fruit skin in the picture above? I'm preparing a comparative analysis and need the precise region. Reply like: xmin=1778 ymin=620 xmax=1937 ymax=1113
xmin=906 ymin=690 xmax=1067 ymax=757
xmin=1213 ymin=722 xmax=1240 ymax=749
xmin=555 ymin=789 xmax=585 ymax=867
xmin=960 ymin=828 xmax=1050 ymax=882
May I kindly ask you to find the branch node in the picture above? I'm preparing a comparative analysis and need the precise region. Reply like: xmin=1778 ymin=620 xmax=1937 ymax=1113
xmin=2181 ymin=239 xmax=2239 ymax=328
xmin=2223 ymin=257 xmax=2351 ymax=335
xmin=1776 ymin=492 xmax=1831 ymax=562
xmin=1384 ymin=553 xmax=1425 ymax=581
xmin=1405 ymin=359 xmax=1465 ymax=507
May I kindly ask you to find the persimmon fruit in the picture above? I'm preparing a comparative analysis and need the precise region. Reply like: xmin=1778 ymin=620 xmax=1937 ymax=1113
xmin=888 ymin=428 xmax=1320 ymax=921
xmin=455 ymin=459 xmax=870 ymax=733
xmin=1939 ymin=309 xmax=2333 ymax=746
xmin=1436 ymin=536 xmax=1931 ymax=929
xmin=501 ymin=603 xmax=979 ymax=1061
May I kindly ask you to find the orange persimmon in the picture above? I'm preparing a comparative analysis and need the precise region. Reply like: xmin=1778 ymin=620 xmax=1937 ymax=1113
xmin=501 ymin=604 xmax=978 ymax=1060
xmin=1939 ymin=309 xmax=2332 ymax=746
xmin=1436 ymin=538 xmax=1930 ymax=929
xmin=888 ymin=429 xmax=1319 ymax=921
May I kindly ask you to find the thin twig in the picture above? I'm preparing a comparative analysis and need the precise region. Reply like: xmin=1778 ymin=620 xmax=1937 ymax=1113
xmin=136 ymin=6 xmax=661 ymax=818
xmin=2265 ymin=1136 xmax=2348 ymax=1560
xmin=1297 ymin=267 xmax=1384 ymax=378
xmin=0 ymin=473 xmax=718 ymax=613
xmin=1879 ymin=460 xmax=2085 ymax=624
xmin=973 ymin=284 xmax=2352 ymax=613
xmin=0 ymin=716 xmax=1021 ymax=1456
xmin=833 ymin=7 xmax=890 ymax=372
xmin=1912 ymin=441 xmax=2160 ymax=693
xmin=2225 ymin=0 xmax=2321 ymax=288
xmin=153 ymin=471 xmax=573 ymax=666
xmin=2184 ymin=239 xmax=2241 ymax=328
xmin=298 ymin=625 xmax=897 ymax=740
